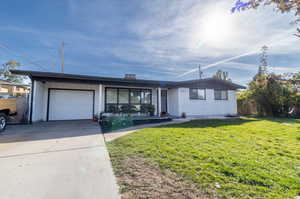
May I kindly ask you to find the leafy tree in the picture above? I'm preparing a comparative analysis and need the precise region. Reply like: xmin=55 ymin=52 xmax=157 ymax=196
xmin=243 ymin=74 xmax=297 ymax=117
xmin=213 ymin=69 xmax=231 ymax=81
xmin=237 ymin=89 xmax=257 ymax=115
xmin=236 ymin=43 xmax=300 ymax=117
xmin=232 ymin=0 xmax=300 ymax=36
xmin=291 ymin=72 xmax=300 ymax=80
xmin=0 ymin=60 xmax=25 ymax=83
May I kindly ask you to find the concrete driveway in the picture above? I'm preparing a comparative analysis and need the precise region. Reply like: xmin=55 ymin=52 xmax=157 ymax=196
xmin=0 ymin=121 xmax=120 ymax=199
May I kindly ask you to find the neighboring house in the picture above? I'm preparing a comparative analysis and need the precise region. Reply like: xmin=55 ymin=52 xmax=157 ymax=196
xmin=0 ymin=80 xmax=30 ymax=96
xmin=289 ymin=79 xmax=300 ymax=93
xmin=11 ymin=70 xmax=245 ymax=123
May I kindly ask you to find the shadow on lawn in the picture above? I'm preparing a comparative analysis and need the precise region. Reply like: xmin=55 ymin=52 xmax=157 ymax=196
xmin=250 ymin=116 xmax=300 ymax=124
xmin=153 ymin=118 xmax=257 ymax=129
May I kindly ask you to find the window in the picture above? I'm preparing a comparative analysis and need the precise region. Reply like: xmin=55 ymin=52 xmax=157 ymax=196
xmin=214 ymin=90 xmax=228 ymax=100
xmin=118 ymin=89 xmax=129 ymax=103
xmin=189 ymin=88 xmax=206 ymax=100
xmin=106 ymin=88 xmax=118 ymax=103
xmin=130 ymin=90 xmax=141 ymax=104
xmin=105 ymin=88 xmax=152 ymax=113
xmin=141 ymin=90 xmax=151 ymax=104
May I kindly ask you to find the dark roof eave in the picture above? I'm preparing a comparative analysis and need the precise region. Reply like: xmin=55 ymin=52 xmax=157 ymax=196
xmin=11 ymin=70 xmax=246 ymax=90
xmin=11 ymin=70 xmax=173 ymax=88
xmin=170 ymin=78 xmax=246 ymax=90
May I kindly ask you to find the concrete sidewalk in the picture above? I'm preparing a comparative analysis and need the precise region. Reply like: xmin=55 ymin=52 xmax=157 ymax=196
xmin=103 ymin=118 xmax=192 ymax=142
xmin=0 ymin=121 xmax=120 ymax=199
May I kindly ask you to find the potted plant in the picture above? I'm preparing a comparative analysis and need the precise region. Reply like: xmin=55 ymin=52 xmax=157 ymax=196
xmin=93 ymin=114 xmax=99 ymax=121
xmin=160 ymin=111 xmax=168 ymax=117
xmin=140 ymin=104 xmax=148 ymax=115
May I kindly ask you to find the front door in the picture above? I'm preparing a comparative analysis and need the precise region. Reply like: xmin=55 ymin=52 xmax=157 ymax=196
xmin=161 ymin=90 xmax=167 ymax=113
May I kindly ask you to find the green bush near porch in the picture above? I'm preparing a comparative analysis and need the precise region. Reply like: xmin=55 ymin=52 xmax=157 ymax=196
xmin=108 ymin=118 xmax=300 ymax=198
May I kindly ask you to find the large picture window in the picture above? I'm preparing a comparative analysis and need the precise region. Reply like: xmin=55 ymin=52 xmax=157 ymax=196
xmin=214 ymin=90 xmax=228 ymax=100
xmin=118 ymin=89 xmax=129 ymax=103
xmin=106 ymin=89 xmax=118 ymax=103
xmin=189 ymin=88 xmax=206 ymax=100
xmin=105 ymin=88 xmax=152 ymax=113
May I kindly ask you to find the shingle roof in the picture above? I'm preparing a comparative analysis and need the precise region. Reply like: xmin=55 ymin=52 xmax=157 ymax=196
xmin=11 ymin=70 xmax=245 ymax=89
xmin=170 ymin=78 xmax=246 ymax=89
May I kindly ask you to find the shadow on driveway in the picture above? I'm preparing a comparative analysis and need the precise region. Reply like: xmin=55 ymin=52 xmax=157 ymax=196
xmin=0 ymin=120 xmax=101 ymax=144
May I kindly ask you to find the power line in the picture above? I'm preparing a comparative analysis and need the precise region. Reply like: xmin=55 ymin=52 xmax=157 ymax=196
xmin=0 ymin=42 xmax=48 ymax=71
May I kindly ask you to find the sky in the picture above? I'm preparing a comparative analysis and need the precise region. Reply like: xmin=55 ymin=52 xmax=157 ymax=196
xmin=0 ymin=0 xmax=300 ymax=85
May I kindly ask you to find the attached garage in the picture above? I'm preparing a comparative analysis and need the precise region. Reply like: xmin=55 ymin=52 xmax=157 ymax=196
xmin=47 ymin=89 xmax=95 ymax=121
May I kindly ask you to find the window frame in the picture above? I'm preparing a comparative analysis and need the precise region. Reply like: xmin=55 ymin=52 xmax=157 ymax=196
xmin=104 ymin=87 xmax=152 ymax=112
xmin=214 ymin=89 xmax=228 ymax=100
xmin=189 ymin=88 xmax=206 ymax=100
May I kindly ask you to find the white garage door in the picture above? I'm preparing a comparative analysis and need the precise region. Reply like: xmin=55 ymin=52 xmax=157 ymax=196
xmin=48 ymin=89 xmax=94 ymax=121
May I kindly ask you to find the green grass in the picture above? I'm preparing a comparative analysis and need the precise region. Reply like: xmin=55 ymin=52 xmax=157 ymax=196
xmin=107 ymin=118 xmax=300 ymax=199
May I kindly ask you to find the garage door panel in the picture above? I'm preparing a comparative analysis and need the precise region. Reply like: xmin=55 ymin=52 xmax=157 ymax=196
xmin=48 ymin=90 xmax=94 ymax=121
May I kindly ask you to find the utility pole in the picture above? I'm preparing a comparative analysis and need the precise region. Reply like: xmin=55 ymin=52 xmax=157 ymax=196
xmin=198 ymin=65 xmax=203 ymax=79
xmin=60 ymin=41 xmax=65 ymax=73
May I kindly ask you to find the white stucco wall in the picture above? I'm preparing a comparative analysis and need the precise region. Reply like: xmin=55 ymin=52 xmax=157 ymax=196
xmin=32 ymin=80 xmax=45 ymax=121
xmin=168 ymin=88 xmax=237 ymax=117
xmin=167 ymin=88 xmax=179 ymax=116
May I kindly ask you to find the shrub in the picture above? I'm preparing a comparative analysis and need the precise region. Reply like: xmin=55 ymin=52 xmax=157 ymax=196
xmin=140 ymin=104 xmax=155 ymax=116
xmin=120 ymin=104 xmax=137 ymax=113
xmin=107 ymin=105 xmax=119 ymax=113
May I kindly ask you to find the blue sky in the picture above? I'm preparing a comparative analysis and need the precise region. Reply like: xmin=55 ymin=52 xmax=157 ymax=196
xmin=0 ymin=0 xmax=300 ymax=85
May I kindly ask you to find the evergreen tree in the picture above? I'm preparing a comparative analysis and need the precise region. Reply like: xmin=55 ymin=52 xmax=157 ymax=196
xmin=254 ymin=45 xmax=268 ymax=80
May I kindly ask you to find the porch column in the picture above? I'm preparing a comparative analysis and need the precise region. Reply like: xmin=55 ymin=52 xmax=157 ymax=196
xmin=98 ymin=84 xmax=104 ymax=114
xmin=157 ymin=87 xmax=161 ymax=116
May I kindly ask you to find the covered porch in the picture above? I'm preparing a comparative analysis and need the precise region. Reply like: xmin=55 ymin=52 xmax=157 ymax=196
xmin=98 ymin=84 xmax=169 ymax=117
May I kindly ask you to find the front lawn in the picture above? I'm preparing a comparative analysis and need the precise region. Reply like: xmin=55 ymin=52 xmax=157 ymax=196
xmin=107 ymin=118 xmax=300 ymax=199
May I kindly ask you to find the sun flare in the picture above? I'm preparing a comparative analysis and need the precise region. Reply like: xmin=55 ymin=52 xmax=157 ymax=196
xmin=200 ymin=11 xmax=235 ymax=46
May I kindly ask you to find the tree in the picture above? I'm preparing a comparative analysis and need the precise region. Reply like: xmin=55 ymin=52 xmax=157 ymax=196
xmin=213 ymin=69 xmax=231 ymax=81
xmin=292 ymin=72 xmax=300 ymax=80
xmin=0 ymin=60 xmax=25 ymax=83
xmin=254 ymin=45 xmax=268 ymax=80
xmin=237 ymin=43 xmax=300 ymax=117
xmin=232 ymin=0 xmax=300 ymax=36
xmin=248 ymin=74 xmax=295 ymax=116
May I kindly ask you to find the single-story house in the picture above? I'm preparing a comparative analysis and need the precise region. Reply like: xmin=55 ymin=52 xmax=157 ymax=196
xmin=0 ymin=80 xmax=30 ymax=96
xmin=11 ymin=70 xmax=245 ymax=123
